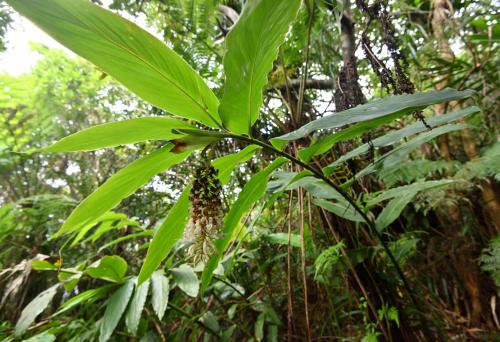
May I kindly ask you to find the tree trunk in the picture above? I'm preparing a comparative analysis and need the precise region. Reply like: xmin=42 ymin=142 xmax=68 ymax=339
xmin=334 ymin=0 xmax=365 ymax=111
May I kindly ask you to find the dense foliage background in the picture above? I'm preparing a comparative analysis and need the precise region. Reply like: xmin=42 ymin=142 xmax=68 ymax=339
xmin=0 ymin=0 xmax=499 ymax=341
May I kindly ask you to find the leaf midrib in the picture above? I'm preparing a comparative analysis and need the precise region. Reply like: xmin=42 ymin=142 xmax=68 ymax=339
xmin=57 ymin=2 xmax=220 ymax=127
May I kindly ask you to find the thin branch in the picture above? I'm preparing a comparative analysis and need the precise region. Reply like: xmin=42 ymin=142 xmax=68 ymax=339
xmin=272 ymin=78 xmax=334 ymax=91
xmin=296 ymin=1 xmax=316 ymax=124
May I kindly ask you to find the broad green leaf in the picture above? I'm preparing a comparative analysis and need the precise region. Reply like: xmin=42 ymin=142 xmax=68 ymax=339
xmin=313 ymin=198 xmax=366 ymax=223
xmin=221 ymin=325 xmax=237 ymax=341
xmin=255 ymin=312 xmax=266 ymax=340
xmin=298 ymin=124 xmax=374 ymax=162
xmin=228 ymin=305 xmax=238 ymax=320
xmin=264 ymin=233 xmax=301 ymax=248
xmin=57 ymin=262 xmax=86 ymax=293
xmin=375 ymin=106 xmax=478 ymax=145
xmin=362 ymin=333 xmax=380 ymax=342
xmin=284 ymin=176 xmax=364 ymax=223
xmin=218 ymin=158 xmax=287 ymax=249
xmin=6 ymin=0 xmax=221 ymax=127
xmin=99 ymin=279 xmax=135 ymax=342
xmin=274 ymin=89 xmax=475 ymax=142
xmin=351 ymin=123 xmax=471 ymax=179
xmin=285 ymin=176 xmax=345 ymax=202
xmin=87 ymin=255 xmax=128 ymax=283
xmin=347 ymin=247 xmax=375 ymax=267
xmin=125 ymin=279 xmax=150 ymax=335
xmin=172 ymin=264 xmax=199 ymax=298
xmin=43 ymin=117 xmax=192 ymax=152
xmin=56 ymin=285 xmax=113 ymax=316
xmin=58 ymin=271 xmax=82 ymax=293
xmin=199 ymin=311 xmax=220 ymax=333
xmin=366 ymin=180 xmax=456 ymax=208
xmin=369 ymin=180 xmax=457 ymax=231
xmin=151 ymin=270 xmax=170 ymax=320
xmin=377 ymin=160 xmax=459 ymax=188
xmin=255 ymin=303 xmax=281 ymax=325
xmin=299 ymin=106 xmax=479 ymax=162
xmin=268 ymin=325 xmax=279 ymax=342
xmin=263 ymin=230 xmax=315 ymax=253
xmin=57 ymin=144 xmax=191 ymax=235
xmin=219 ymin=0 xmax=301 ymax=134
xmin=201 ymin=158 xmax=287 ymax=293
xmin=375 ymin=191 xmax=418 ymax=232
xmin=138 ymin=185 xmax=191 ymax=285
xmin=22 ymin=332 xmax=56 ymax=342
xmin=326 ymin=106 xmax=480 ymax=168
xmin=212 ymin=145 xmax=261 ymax=185
xmin=15 ymin=284 xmax=59 ymax=336
xmin=31 ymin=260 xmax=57 ymax=271
xmin=267 ymin=171 xmax=310 ymax=194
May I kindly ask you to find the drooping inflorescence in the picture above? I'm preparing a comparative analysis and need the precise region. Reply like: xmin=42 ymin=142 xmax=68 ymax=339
xmin=183 ymin=162 xmax=224 ymax=264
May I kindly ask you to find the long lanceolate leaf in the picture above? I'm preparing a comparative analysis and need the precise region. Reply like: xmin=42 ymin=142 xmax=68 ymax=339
xmin=285 ymin=176 xmax=345 ymax=202
xmin=100 ymin=279 xmax=135 ymax=342
xmin=219 ymin=0 xmax=301 ymax=134
xmin=350 ymin=123 xmax=471 ymax=179
xmin=314 ymin=198 xmax=366 ymax=223
xmin=274 ymin=88 xmax=475 ymax=143
xmin=218 ymin=157 xmax=286 ymax=251
xmin=366 ymin=180 xmax=456 ymax=208
xmin=125 ymin=279 xmax=150 ymax=335
xmin=172 ymin=264 xmax=200 ymax=298
xmin=212 ymin=145 xmax=261 ymax=185
xmin=326 ymin=106 xmax=480 ymax=169
xmin=151 ymin=271 xmax=170 ymax=320
xmin=138 ymin=185 xmax=191 ymax=285
xmin=15 ymin=284 xmax=60 ymax=336
xmin=43 ymin=117 xmax=193 ymax=152
xmin=55 ymin=286 xmax=113 ymax=316
xmin=57 ymin=144 xmax=191 ymax=236
xmin=282 ymin=176 xmax=367 ymax=222
xmin=375 ymin=192 xmax=418 ymax=232
xmin=5 ymin=0 xmax=221 ymax=128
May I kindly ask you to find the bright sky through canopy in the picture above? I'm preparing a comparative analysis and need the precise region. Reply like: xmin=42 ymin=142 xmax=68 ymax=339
xmin=0 ymin=0 xmax=157 ymax=76
xmin=0 ymin=13 xmax=66 ymax=75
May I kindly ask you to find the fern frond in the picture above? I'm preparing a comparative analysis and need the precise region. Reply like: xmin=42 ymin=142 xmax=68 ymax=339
xmin=455 ymin=142 xmax=500 ymax=181
xmin=479 ymin=236 xmax=500 ymax=290
xmin=314 ymin=241 xmax=344 ymax=282
xmin=381 ymin=143 xmax=500 ymax=213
